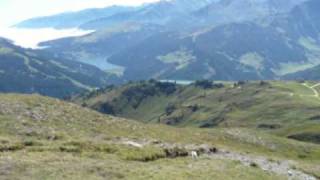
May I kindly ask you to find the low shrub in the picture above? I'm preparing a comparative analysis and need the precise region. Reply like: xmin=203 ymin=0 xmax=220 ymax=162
xmin=164 ymin=147 xmax=189 ymax=158
xmin=0 ymin=143 xmax=24 ymax=152
xmin=250 ymin=162 xmax=259 ymax=168
xmin=23 ymin=140 xmax=43 ymax=147
xmin=194 ymin=80 xmax=213 ymax=89
xmin=118 ymin=146 xmax=166 ymax=162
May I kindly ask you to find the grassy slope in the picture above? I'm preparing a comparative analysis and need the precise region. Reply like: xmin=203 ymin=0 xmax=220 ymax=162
xmin=0 ymin=38 xmax=118 ymax=98
xmin=73 ymin=81 xmax=320 ymax=143
xmin=0 ymin=94 xmax=319 ymax=179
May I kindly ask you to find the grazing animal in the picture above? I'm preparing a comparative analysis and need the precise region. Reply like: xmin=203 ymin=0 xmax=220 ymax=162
xmin=191 ymin=151 xmax=198 ymax=159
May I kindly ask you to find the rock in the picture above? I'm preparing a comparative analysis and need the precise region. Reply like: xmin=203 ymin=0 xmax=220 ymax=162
xmin=124 ymin=141 xmax=143 ymax=148
xmin=210 ymin=147 xmax=218 ymax=153
xmin=164 ymin=147 xmax=189 ymax=158
xmin=151 ymin=140 xmax=162 ymax=144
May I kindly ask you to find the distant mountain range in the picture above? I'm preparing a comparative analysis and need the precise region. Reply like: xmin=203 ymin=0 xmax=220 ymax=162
xmin=13 ymin=0 xmax=320 ymax=81
xmin=14 ymin=5 xmax=137 ymax=29
xmin=0 ymin=38 xmax=119 ymax=98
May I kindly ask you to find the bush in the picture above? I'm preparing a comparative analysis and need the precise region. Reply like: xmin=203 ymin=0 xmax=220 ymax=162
xmin=237 ymin=81 xmax=246 ymax=85
xmin=0 ymin=143 xmax=24 ymax=152
xmin=59 ymin=146 xmax=81 ymax=153
xmin=165 ymin=104 xmax=176 ymax=115
xmin=164 ymin=147 xmax=189 ymax=158
xmin=250 ymin=162 xmax=259 ymax=168
xmin=118 ymin=146 xmax=166 ymax=162
xmin=194 ymin=80 xmax=213 ymax=89
xmin=62 ymin=141 xmax=118 ymax=153
xmin=288 ymin=133 xmax=320 ymax=144
xmin=234 ymin=81 xmax=247 ymax=87
xmin=259 ymin=81 xmax=269 ymax=86
xmin=213 ymin=83 xmax=224 ymax=88
xmin=99 ymin=102 xmax=115 ymax=115
xmin=155 ymin=82 xmax=177 ymax=95
xmin=23 ymin=140 xmax=42 ymax=147
xmin=188 ymin=104 xmax=199 ymax=112
xmin=123 ymin=82 xmax=177 ymax=109
xmin=257 ymin=124 xmax=282 ymax=129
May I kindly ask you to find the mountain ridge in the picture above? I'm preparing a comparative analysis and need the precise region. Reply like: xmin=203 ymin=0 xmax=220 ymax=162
xmin=0 ymin=38 xmax=119 ymax=98
xmin=12 ymin=0 xmax=320 ymax=81
xmin=14 ymin=5 xmax=137 ymax=29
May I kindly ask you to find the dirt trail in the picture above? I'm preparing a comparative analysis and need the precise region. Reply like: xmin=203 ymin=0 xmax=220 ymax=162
xmin=118 ymin=139 xmax=317 ymax=180
xmin=303 ymin=83 xmax=320 ymax=98
xmin=311 ymin=83 xmax=320 ymax=89
xmin=208 ymin=150 xmax=316 ymax=180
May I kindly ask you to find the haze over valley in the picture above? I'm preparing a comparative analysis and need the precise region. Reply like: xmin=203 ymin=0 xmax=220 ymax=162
xmin=0 ymin=27 xmax=93 ymax=49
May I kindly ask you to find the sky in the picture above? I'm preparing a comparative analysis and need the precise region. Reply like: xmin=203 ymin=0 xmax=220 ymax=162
xmin=0 ymin=0 xmax=160 ymax=27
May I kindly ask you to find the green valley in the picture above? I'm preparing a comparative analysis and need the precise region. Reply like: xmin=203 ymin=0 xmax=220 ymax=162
xmin=73 ymin=80 xmax=320 ymax=145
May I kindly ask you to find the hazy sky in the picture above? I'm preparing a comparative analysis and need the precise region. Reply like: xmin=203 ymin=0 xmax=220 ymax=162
xmin=0 ymin=0 xmax=160 ymax=27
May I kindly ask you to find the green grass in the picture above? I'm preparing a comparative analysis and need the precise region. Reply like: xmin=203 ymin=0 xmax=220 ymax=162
xmin=157 ymin=48 xmax=196 ymax=70
xmin=0 ymin=47 xmax=14 ymax=54
xmin=271 ymin=81 xmax=316 ymax=97
xmin=74 ymin=81 xmax=320 ymax=138
xmin=117 ymin=146 xmax=166 ymax=161
xmin=239 ymin=52 xmax=264 ymax=70
xmin=0 ymin=151 xmax=286 ymax=180
xmin=0 ymin=92 xmax=320 ymax=179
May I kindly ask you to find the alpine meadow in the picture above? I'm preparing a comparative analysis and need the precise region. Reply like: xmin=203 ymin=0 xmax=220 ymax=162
xmin=0 ymin=0 xmax=320 ymax=179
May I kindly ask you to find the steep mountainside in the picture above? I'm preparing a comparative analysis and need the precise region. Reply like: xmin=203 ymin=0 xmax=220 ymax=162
xmin=272 ymin=0 xmax=320 ymax=40
xmin=0 ymin=93 xmax=319 ymax=179
xmin=105 ymin=0 xmax=320 ymax=80
xmin=107 ymin=22 xmax=310 ymax=80
xmin=14 ymin=0 xmax=218 ymax=30
xmin=0 ymin=38 xmax=118 ymax=98
xmin=192 ymin=0 xmax=307 ymax=26
xmin=80 ymin=0 xmax=218 ymax=30
xmin=39 ymin=23 xmax=164 ymax=70
xmin=15 ymin=0 xmax=307 ymax=30
xmin=284 ymin=65 xmax=320 ymax=80
xmin=72 ymin=80 xmax=320 ymax=145
xmin=36 ymin=0 xmax=320 ymax=81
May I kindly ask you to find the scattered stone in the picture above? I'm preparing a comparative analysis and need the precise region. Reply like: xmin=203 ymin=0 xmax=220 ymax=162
xmin=123 ymin=141 xmax=143 ymax=148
